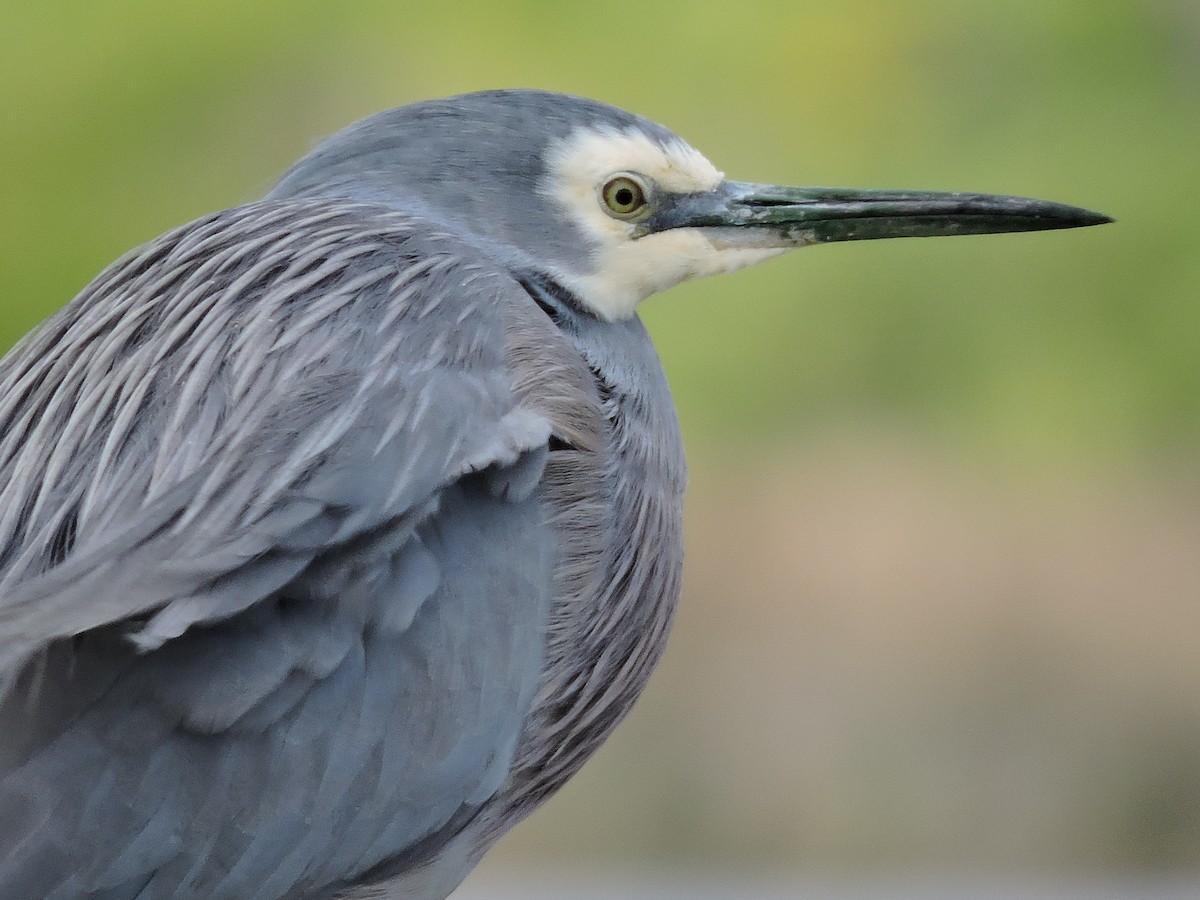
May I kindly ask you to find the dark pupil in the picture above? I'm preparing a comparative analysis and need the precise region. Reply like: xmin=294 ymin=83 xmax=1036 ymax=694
xmin=615 ymin=187 xmax=635 ymax=207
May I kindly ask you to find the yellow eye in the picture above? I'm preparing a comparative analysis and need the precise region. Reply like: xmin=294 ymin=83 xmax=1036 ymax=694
xmin=601 ymin=175 xmax=649 ymax=219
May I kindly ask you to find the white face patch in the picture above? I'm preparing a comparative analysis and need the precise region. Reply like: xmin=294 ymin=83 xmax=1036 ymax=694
xmin=544 ymin=124 xmax=724 ymax=199
xmin=539 ymin=125 xmax=789 ymax=321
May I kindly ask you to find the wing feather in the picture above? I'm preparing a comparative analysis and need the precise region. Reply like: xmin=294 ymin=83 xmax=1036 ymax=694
xmin=0 ymin=198 xmax=562 ymax=898
xmin=0 ymin=199 xmax=549 ymax=663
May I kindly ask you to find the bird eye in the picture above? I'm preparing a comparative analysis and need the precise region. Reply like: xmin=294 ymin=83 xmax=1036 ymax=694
xmin=601 ymin=175 xmax=649 ymax=219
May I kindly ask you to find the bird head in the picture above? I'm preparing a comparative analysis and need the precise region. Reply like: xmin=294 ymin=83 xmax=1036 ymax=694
xmin=269 ymin=90 xmax=1109 ymax=322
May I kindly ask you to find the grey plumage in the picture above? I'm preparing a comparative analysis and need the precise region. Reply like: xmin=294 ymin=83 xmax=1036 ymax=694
xmin=0 ymin=89 xmax=1106 ymax=898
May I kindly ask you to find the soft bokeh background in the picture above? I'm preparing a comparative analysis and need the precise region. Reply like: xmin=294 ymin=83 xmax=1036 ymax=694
xmin=4 ymin=1 xmax=1199 ymax=895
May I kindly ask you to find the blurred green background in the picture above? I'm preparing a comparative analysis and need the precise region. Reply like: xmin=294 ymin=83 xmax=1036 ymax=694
xmin=3 ymin=0 xmax=1199 ymax=892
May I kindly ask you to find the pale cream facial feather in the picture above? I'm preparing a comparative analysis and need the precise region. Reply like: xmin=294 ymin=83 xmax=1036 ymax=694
xmin=539 ymin=126 xmax=787 ymax=320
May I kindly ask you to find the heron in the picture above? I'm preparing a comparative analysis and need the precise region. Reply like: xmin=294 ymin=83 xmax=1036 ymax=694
xmin=0 ymin=89 xmax=1108 ymax=898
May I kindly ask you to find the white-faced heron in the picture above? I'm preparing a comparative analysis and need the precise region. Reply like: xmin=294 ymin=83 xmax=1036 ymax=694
xmin=0 ymin=90 xmax=1108 ymax=898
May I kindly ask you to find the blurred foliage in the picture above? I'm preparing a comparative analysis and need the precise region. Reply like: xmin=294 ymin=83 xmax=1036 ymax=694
xmin=3 ymin=0 xmax=1199 ymax=879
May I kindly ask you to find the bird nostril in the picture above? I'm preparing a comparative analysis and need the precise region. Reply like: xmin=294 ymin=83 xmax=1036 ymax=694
xmin=741 ymin=197 xmax=799 ymax=208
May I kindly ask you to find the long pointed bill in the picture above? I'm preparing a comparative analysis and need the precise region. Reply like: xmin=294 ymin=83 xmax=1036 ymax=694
xmin=662 ymin=182 xmax=1112 ymax=245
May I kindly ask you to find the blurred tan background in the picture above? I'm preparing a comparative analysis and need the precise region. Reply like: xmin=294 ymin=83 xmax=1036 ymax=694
xmin=3 ymin=1 xmax=1198 ymax=895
